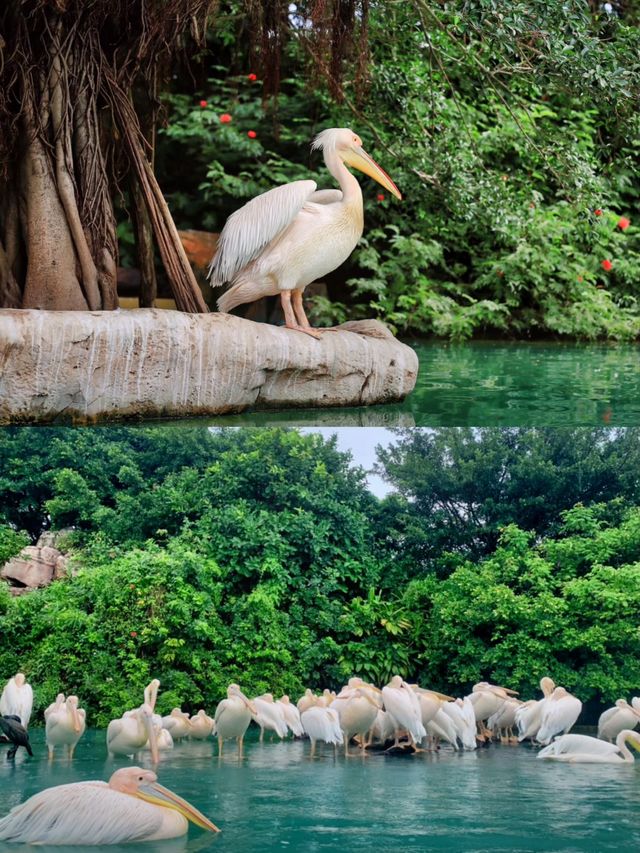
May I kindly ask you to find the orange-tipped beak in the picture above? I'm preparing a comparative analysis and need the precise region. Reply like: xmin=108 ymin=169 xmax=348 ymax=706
xmin=342 ymin=146 xmax=402 ymax=200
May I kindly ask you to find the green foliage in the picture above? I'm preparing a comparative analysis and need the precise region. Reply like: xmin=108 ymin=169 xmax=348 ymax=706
xmin=0 ymin=524 xmax=28 ymax=565
xmin=1 ymin=427 xmax=639 ymax=721
xmin=150 ymin=0 xmax=640 ymax=339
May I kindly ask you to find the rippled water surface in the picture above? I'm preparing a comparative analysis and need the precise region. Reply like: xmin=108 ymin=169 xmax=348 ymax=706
xmin=208 ymin=340 xmax=640 ymax=427
xmin=1 ymin=730 xmax=638 ymax=852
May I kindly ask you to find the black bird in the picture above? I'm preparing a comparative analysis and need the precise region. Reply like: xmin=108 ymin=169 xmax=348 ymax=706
xmin=0 ymin=715 xmax=33 ymax=760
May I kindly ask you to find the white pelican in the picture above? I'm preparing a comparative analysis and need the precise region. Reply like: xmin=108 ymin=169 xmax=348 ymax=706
xmin=0 ymin=673 xmax=33 ymax=727
xmin=487 ymin=697 xmax=521 ymax=744
xmin=425 ymin=708 xmax=459 ymax=750
xmin=161 ymin=708 xmax=192 ymax=740
xmin=107 ymin=704 xmax=159 ymax=764
xmin=276 ymin=695 xmax=305 ymax=737
xmin=44 ymin=693 xmax=65 ymax=721
xmin=442 ymin=698 xmax=477 ymax=750
xmin=467 ymin=682 xmax=518 ymax=739
xmin=189 ymin=709 xmax=215 ymax=739
xmin=297 ymin=688 xmax=318 ymax=714
xmin=331 ymin=687 xmax=379 ymax=756
xmin=209 ymin=127 xmax=401 ymax=338
xmin=515 ymin=677 xmax=555 ymax=742
xmin=300 ymin=705 xmax=343 ymax=756
xmin=382 ymin=676 xmax=426 ymax=747
xmin=370 ymin=709 xmax=395 ymax=745
xmin=45 ymin=695 xmax=86 ymax=759
xmin=251 ymin=694 xmax=289 ymax=741
xmin=536 ymin=687 xmax=582 ymax=745
xmin=213 ymin=684 xmax=257 ymax=756
xmin=538 ymin=729 xmax=640 ymax=764
xmin=0 ymin=767 xmax=219 ymax=843
xmin=597 ymin=699 xmax=640 ymax=742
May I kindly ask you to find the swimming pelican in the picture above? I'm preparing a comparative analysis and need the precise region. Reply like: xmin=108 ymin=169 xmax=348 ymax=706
xmin=189 ymin=710 xmax=215 ymax=740
xmin=209 ymin=127 xmax=401 ymax=338
xmin=107 ymin=704 xmax=159 ymax=764
xmin=161 ymin=708 xmax=192 ymax=740
xmin=251 ymin=694 xmax=289 ymax=741
xmin=300 ymin=705 xmax=343 ymax=756
xmin=213 ymin=684 xmax=257 ymax=756
xmin=0 ymin=767 xmax=219 ymax=843
xmin=0 ymin=673 xmax=33 ymax=728
xmin=331 ymin=687 xmax=379 ymax=756
xmin=515 ymin=677 xmax=555 ymax=742
xmin=45 ymin=695 xmax=86 ymax=759
xmin=276 ymin=695 xmax=305 ymax=737
xmin=536 ymin=687 xmax=582 ymax=745
xmin=538 ymin=729 xmax=640 ymax=764
xmin=382 ymin=676 xmax=427 ymax=747
xmin=597 ymin=699 xmax=640 ymax=742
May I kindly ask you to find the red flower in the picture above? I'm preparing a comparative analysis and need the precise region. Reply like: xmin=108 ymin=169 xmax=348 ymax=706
xmin=199 ymin=100 xmax=207 ymax=108
xmin=594 ymin=209 xmax=603 ymax=216
xmin=247 ymin=130 xmax=257 ymax=139
xmin=247 ymin=73 xmax=258 ymax=81
xmin=577 ymin=276 xmax=583 ymax=283
xmin=496 ymin=270 xmax=504 ymax=278
xmin=601 ymin=259 xmax=613 ymax=271
xmin=130 ymin=631 xmax=137 ymax=637
xmin=376 ymin=193 xmax=385 ymax=202
xmin=618 ymin=216 xmax=631 ymax=231
xmin=219 ymin=113 xmax=232 ymax=124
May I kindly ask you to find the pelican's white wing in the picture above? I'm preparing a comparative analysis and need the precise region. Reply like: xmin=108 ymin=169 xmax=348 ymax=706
xmin=308 ymin=189 xmax=342 ymax=205
xmin=0 ymin=679 xmax=33 ymax=728
xmin=208 ymin=179 xmax=317 ymax=284
xmin=0 ymin=782 xmax=162 ymax=844
xmin=632 ymin=697 xmax=640 ymax=712
xmin=537 ymin=696 xmax=582 ymax=744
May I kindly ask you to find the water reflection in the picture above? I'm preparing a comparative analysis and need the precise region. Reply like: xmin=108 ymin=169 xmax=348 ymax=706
xmin=188 ymin=339 xmax=639 ymax=427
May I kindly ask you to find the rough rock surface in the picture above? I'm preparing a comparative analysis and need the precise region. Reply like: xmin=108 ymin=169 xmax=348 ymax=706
xmin=0 ymin=309 xmax=418 ymax=424
xmin=1 ymin=531 xmax=71 ymax=596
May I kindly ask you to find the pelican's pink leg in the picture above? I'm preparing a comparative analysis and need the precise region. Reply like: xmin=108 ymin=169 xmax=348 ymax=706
xmin=281 ymin=291 xmax=321 ymax=339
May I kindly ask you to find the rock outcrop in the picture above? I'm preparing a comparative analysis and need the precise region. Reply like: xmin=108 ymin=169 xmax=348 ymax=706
xmin=0 ymin=309 xmax=418 ymax=424
xmin=1 ymin=531 xmax=71 ymax=595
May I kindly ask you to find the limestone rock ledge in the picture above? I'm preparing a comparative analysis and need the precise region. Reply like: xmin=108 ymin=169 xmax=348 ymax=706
xmin=0 ymin=309 xmax=418 ymax=424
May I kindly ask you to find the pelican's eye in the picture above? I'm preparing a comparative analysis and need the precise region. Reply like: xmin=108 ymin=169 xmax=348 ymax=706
xmin=138 ymin=775 xmax=144 ymax=781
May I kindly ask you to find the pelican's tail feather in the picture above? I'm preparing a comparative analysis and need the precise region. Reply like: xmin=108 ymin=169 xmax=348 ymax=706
xmin=217 ymin=277 xmax=268 ymax=313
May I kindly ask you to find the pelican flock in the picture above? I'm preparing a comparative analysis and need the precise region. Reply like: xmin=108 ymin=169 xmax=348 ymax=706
xmin=209 ymin=127 xmax=401 ymax=338
xmin=1 ymin=671 xmax=638 ymax=843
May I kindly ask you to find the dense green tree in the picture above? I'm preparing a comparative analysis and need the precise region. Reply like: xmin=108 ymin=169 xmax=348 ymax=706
xmin=376 ymin=428 xmax=640 ymax=573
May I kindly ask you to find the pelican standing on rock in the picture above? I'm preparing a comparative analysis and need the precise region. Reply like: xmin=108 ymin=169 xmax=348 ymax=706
xmin=536 ymin=687 xmax=582 ymax=746
xmin=0 ymin=767 xmax=219 ymax=843
xmin=45 ymin=695 xmax=86 ymax=759
xmin=209 ymin=128 xmax=401 ymax=338
xmin=382 ymin=676 xmax=427 ymax=748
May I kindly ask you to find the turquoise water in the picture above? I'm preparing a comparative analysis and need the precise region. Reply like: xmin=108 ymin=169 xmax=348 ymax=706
xmin=1 ymin=729 xmax=638 ymax=851
xmin=209 ymin=340 xmax=640 ymax=427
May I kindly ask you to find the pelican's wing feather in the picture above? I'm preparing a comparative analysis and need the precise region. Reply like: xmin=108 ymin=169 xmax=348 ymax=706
xmin=0 ymin=782 xmax=162 ymax=844
xmin=308 ymin=189 xmax=342 ymax=205
xmin=632 ymin=697 xmax=640 ymax=712
xmin=208 ymin=179 xmax=318 ymax=284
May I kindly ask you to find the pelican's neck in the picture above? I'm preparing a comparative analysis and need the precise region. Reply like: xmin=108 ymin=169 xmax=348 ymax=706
xmin=617 ymin=731 xmax=637 ymax=763
xmin=325 ymin=150 xmax=362 ymax=205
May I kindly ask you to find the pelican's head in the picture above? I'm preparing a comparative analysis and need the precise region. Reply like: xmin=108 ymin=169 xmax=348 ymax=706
xmin=14 ymin=673 xmax=26 ymax=687
xmin=109 ymin=767 xmax=220 ymax=833
xmin=228 ymin=684 xmax=258 ymax=715
xmin=387 ymin=675 xmax=403 ymax=689
xmin=312 ymin=127 xmax=402 ymax=200
xmin=540 ymin=677 xmax=555 ymax=697
xmin=67 ymin=695 xmax=82 ymax=733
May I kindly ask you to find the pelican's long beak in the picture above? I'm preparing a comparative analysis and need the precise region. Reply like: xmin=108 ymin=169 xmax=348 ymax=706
xmin=70 ymin=702 xmax=81 ymax=733
xmin=342 ymin=146 xmax=402 ymax=200
xmin=137 ymin=781 xmax=220 ymax=833
xmin=238 ymin=691 xmax=258 ymax=715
